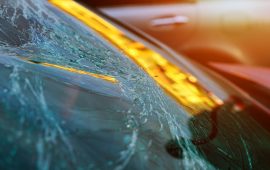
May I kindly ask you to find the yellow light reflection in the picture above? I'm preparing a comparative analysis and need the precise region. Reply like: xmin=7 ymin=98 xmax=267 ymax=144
xmin=27 ymin=60 xmax=118 ymax=83
xmin=49 ymin=0 xmax=223 ymax=115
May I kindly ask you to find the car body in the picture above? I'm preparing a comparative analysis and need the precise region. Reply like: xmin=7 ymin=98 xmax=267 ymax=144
xmin=0 ymin=0 xmax=270 ymax=169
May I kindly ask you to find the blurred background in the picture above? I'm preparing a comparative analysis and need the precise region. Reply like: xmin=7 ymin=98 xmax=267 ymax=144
xmin=79 ymin=0 xmax=270 ymax=109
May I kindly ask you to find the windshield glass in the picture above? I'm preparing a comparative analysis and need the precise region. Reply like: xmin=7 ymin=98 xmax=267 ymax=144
xmin=0 ymin=0 xmax=270 ymax=170
xmin=0 ymin=0 xmax=210 ymax=169
xmin=78 ymin=0 xmax=196 ymax=7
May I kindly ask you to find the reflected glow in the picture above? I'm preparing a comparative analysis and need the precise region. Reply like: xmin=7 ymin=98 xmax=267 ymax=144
xmin=27 ymin=60 xmax=118 ymax=83
xmin=49 ymin=0 xmax=223 ymax=115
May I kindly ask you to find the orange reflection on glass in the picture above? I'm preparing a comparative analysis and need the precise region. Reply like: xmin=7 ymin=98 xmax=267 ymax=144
xmin=49 ymin=0 xmax=223 ymax=115
xmin=27 ymin=60 xmax=118 ymax=83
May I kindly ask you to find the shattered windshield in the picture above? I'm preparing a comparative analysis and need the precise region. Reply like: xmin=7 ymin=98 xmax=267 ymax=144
xmin=1 ymin=0 xmax=270 ymax=170
xmin=0 ymin=0 xmax=209 ymax=169
xmin=77 ymin=0 xmax=196 ymax=7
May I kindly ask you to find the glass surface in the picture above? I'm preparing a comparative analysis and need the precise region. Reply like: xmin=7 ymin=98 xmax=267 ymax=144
xmin=78 ymin=0 xmax=196 ymax=7
xmin=0 ymin=0 xmax=205 ymax=169
xmin=0 ymin=0 xmax=270 ymax=170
